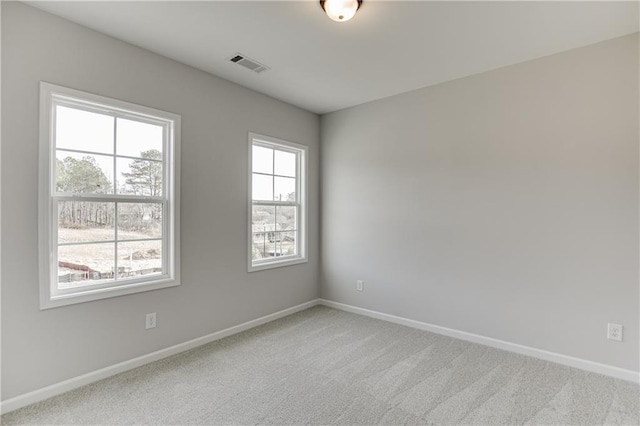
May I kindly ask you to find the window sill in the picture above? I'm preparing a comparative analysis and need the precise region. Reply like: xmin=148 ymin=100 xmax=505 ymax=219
xmin=248 ymin=256 xmax=308 ymax=273
xmin=41 ymin=276 xmax=180 ymax=310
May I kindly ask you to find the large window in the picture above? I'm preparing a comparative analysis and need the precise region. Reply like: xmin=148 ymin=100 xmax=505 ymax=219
xmin=39 ymin=82 xmax=180 ymax=309
xmin=249 ymin=133 xmax=307 ymax=271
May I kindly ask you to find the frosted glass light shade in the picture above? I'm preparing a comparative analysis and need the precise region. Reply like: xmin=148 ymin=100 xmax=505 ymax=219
xmin=321 ymin=0 xmax=361 ymax=22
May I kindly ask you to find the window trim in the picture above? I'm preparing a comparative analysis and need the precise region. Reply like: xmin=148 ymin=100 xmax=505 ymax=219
xmin=39 ymin=82 xmax=181 ymax=309
xmin=248 ymin=132 xmax=308 ymax=272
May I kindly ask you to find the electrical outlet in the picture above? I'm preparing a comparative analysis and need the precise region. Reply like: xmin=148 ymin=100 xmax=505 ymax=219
xmin=356 ymin=280 xmax=364 ymax=292
xmin=607 ymin=323 xmax=622 ymax=342
xmin=146 ymin=313 xmax=157 ymax=329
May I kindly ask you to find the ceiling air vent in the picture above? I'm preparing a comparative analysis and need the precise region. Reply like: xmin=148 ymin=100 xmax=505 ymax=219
xmin=228 ymin=53 xmax=270 ymax=74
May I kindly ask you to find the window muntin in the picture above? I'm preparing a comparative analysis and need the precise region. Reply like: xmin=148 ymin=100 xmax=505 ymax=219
xmin=249 ymin=134 xmax=307 ymax=271
xmin=40 ymin=83 xmax=180 ymax=308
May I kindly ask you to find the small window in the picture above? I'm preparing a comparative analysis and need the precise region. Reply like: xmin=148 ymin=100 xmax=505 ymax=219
xmin=39 ymin=82 xmax=180 ymax=309
xmin=249 ymin=133 xmax=307 ymax=271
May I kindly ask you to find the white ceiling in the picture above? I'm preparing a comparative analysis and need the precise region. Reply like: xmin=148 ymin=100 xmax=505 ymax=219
xmin=28 ymin=1 xmax=639 ymax=114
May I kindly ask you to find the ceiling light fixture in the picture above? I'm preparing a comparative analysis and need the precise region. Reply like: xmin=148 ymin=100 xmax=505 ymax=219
xmin=320 ymin=0 xmax=362 ymax=22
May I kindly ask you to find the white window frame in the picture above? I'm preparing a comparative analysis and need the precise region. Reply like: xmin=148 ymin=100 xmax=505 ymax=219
xmin=39 ymin=82 xmax=181 ymax=309
xmin=248 ymin=133 xmax=307 ymax=272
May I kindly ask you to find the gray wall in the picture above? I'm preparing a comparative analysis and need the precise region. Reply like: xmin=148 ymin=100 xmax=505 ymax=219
xmin=1 ymin=2 xmax=319 ymax=399
xmin=321 ymin=34 xmax=639 ymax=371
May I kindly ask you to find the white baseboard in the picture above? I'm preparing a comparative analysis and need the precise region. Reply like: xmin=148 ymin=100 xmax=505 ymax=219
xmin=4 ymin=298 xmax=637 ymax=415
xmin=318 ymin=299 xmax=640 ymax=384
xmin=0 ymin=299 xmax=320 ymax=415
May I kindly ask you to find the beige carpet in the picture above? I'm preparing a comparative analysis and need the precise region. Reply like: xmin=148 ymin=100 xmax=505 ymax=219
xmin=2 ymin=305 xmax=639 ymax=425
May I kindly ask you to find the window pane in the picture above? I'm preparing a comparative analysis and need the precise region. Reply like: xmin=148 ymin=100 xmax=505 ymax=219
xmin=58 ymin=243 xmax=115 ymax=288
xmin=117 ymin=240 xmax=162 ymax=279
xmin=116 ymin=156 xmax=163 ymax=196
xmin=276 ymin=205 xmax=296 ymax=231
xmin=118 ymin=203 xmax=163 ymax=240
xmin=56 ymin=105 xmax=114 ymax=154
xmin=259 ymin=240 xmax=279 ymax=258
xmin=281 ymin=231 xmax=297 ymax=256
xmin=58 ymin=201 xmax=115 ymax=243
xmin=251 ymin=241 xmax=265 ymax=261
xmin=252 ymin=205 xmax=275 ymax=225
xmin=116 ymin=118 xmax=163 ymax=158
xmin=252 ymin=205 xmax=275 ymax=259
xmin=252 ymin=205 xmax=276 ymax=237
xmin=56 ymin=151 xmax=114 ymax=194
xmin=252 ymin=173 xmax=273 ymax=201
xmin=274 ymin=176 xmax=295 ymax=201
xmin=273 ymin=232 xmax=284 ymax=257
xmin=274 ymin=150 xmax=296 ymax=177
xmin=253 ymin=145 xmax=273 ymax=174
xmin=267 ymin=232 xmax=296 ymax=257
